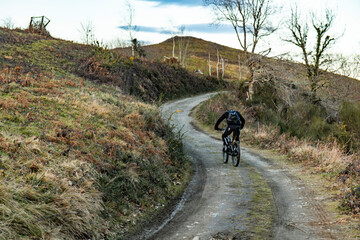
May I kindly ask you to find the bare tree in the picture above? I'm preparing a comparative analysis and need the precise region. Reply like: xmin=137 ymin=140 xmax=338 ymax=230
xmin=216 ymin=49 xmax=220 ymax=78
xmin=238 ymin=54 xmax=242 ymax=80
xmin=328 ymin=54 xmax=352 ymax=77
xmin=330 ymin=54 xmax=360 ymax=79
xmin=208 ymin=52 xmax=212 ymax=76
xmin=167 ymin=22 xmax=178 ymax=58
xmin=106 ymin=38 xmax=128 ymax=49
xmin=284 ymin=7 xmax=336 ymax=103
xmin=1 ymin=17 xmax=15 ymax=29
xmin=79 ymin=20 xmax=95 ymax=45
xmin=353 ymin=55 xmax=360 ymax=79
xmin=204 ymin=0 xmax=278 ymax=99
xmin=221 ymin=56 xmax=227 ymax=79
xmin=177 ymin=26 xmax=190 ymax=66
xmin=121 ymin=0 xmax=139 ymax=57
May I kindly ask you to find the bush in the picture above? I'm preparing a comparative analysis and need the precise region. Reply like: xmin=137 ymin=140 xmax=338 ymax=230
xmin=77 ymin=49 xmax=225 ymax=103
xmin=341 ymin=185 xmax=360 ymax=215
xmin=251 ymin=80 xmax=279 ymax=110
xmin=339 ymin=101 xmax=360 ymax=152
xmin=282 ymin=102 xmax=331 ymax=139
xmin=247 ymin=80 xmax=340 ymax=142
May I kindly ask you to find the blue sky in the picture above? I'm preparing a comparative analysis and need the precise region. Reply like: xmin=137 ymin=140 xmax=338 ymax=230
xmin=142 ymin=0 xmax=204 ymax=6
xmin=0 ymin=0 xmax=359 ymax=57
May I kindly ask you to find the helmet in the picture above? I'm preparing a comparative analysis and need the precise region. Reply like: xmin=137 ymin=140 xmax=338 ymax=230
xmin=228 ymin=110 xmax=239 ymax=121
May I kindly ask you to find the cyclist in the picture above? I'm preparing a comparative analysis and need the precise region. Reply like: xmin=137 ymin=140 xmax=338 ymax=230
xmin=214 ymin=110 xmax=245 ymax=150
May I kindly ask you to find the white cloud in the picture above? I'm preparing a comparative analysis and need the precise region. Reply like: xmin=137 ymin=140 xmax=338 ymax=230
xmin=0 ymin=0 xmax=358 ymax=56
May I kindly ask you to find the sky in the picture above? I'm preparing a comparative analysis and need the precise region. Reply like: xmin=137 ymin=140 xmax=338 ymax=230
xmin=0 ymin=0 xmax=359 ymax=58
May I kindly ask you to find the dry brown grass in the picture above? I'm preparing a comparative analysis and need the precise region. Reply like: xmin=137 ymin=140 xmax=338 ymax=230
xmin=195 ymin=91 xmax=360 ymax=218
xmin=244 ymin=125 xmax=358 ymax=173
xmin=0 ymin=64 xmax=191 ymax=238
xmin=242 ymin=124 xmax=360 ymax=216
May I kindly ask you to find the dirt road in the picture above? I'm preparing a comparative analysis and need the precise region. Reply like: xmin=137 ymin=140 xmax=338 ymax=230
xmin=139 ymin=93 xmax=337 ymax=239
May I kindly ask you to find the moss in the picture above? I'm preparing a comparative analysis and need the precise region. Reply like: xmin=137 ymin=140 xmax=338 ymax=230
xmin=245 ymin=163 xmax=276 ymax=240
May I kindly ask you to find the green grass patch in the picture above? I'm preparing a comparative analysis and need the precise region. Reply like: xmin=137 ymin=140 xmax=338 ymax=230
xmin=245 ymin=163 xmax=276 ymax=239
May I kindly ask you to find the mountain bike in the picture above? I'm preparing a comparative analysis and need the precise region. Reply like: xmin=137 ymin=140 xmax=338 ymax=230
xmin=219 ymin=129 xmax=240 ymax=167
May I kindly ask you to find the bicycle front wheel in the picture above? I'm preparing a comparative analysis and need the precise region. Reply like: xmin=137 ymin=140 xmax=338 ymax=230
xmin=223 ymin=144 xmax=229 ymax=163
xmin=231 ymin=142 xmax=240 ymax=167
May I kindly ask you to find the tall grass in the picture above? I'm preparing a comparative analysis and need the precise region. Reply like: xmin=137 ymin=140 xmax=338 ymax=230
xmin=0 ymin=62 xmax=192 ymax=239
xmin=194 ymin=90 xmax=360 ymax=216
xmin=242 ymin=125 xmax=360 ymax=215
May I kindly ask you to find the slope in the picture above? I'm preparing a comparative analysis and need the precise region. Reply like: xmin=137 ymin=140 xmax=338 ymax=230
xmin=116 ymin=36 xmax=360 ymax=104
xmin=0 ymin=28 xmax=223 ymax=239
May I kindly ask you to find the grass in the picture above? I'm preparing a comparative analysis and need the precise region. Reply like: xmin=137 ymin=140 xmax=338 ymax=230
xmin=192 ymin=92 xmax=360 ymax=238
xmin=0 ymin=27 xmax=200 ymax=239
xmin=245 ymin=163 xmax=276 ymax=240
xmin=1 ymin=25 xmax=359 ymax=238
xmin=0 ymin=28 xmax=225 ymax=104
xmin=193 ymin=91 xmax=359 ymax=219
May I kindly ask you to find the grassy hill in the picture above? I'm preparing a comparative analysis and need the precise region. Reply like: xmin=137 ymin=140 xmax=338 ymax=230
xmin=0 ymin=28 xmax=224 ymax=239
xmin=1 ymin=26 xmax=358 ymax=238
xmin=116 ymin=36 xmax=360 ymax=104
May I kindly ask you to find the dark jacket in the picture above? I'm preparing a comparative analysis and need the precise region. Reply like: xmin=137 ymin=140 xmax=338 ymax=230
xmin=214 ymin=110 xmax=245 ymax=130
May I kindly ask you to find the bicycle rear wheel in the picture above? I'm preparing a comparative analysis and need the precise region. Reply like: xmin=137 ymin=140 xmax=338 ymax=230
xmin=231 ymin=142 xmax=240 ymax=167
xmin=222 ymin=144 xmax=229 ymax=163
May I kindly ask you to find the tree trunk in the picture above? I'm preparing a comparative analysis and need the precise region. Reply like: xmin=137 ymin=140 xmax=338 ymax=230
xmin=216 ymin=49 xmax=219 ymax=78
xmin=248 ymin=81 xmax=254 ymax=100
xmin=208 ymin=52 xmax=211 ymax=76
xmin=172 ymin=37 xmax=175 ymax=58
xmin=238 ymin=54 xmax=241 ymax=80
xmin=221 ymin=57 xmax=225 ymax=79
xmin=247 ymin=54 xmax=255 ymax=100
xmin=310 ymin=77 xmax=320 ymax=104
xmin=178 ymin=37 xmax=182 ymax=64
xmin=181 ymin=38 xmax=189 ymax=66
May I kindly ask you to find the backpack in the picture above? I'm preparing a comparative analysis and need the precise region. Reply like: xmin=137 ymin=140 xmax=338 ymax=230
xmin=227 ymin=110 xmax=240 ymax=124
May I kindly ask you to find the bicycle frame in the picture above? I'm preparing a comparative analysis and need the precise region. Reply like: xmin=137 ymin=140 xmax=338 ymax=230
xmin=222 ymin=128 xmax=241 ymax=167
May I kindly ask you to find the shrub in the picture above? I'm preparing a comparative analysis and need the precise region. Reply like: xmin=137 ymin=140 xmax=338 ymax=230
xmin=341 ymin=185 xmax=360 ymax=215
xmin=251 ymin=80 xmax=279 ymax=110
xmin=77 ymin=49 xmax=225 ymax=103
xmin=339 ymin=101 xmax=360 ymax=152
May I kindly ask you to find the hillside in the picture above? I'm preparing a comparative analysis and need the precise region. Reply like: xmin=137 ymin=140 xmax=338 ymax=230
xmin=117 ymin=35 xmax=360 ymax=219
xmin=0 ymin=28 xmax=224 ymax=239
xmin=168 ymin=36 xmax=360 ymax=218
xmin=1 ymin=27 xmax=358 ymax=238
xmin=116 ymin=36 xmax=360 ymax=105
xmin=0 ymin=30 xmax=224 ymax=103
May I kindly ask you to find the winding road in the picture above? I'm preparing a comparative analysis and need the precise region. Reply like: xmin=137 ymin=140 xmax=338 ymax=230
xmin=139 ymin=93 xmax=337 ymax=239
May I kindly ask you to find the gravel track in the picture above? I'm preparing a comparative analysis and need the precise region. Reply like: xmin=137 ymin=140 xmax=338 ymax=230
xmin=137 ymin=93 xmax=336 ymax=240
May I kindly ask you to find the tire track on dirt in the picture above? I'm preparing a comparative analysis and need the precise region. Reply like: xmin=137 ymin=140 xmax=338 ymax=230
xmin=139 ymin=93 xmax=337 ymax=239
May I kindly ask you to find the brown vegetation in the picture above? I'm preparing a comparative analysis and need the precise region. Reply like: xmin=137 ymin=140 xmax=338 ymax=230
xmin=0 ymin=27 xmax=215 ymax=239
xmin=194 ymin=91 xmax=360 ymax=219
